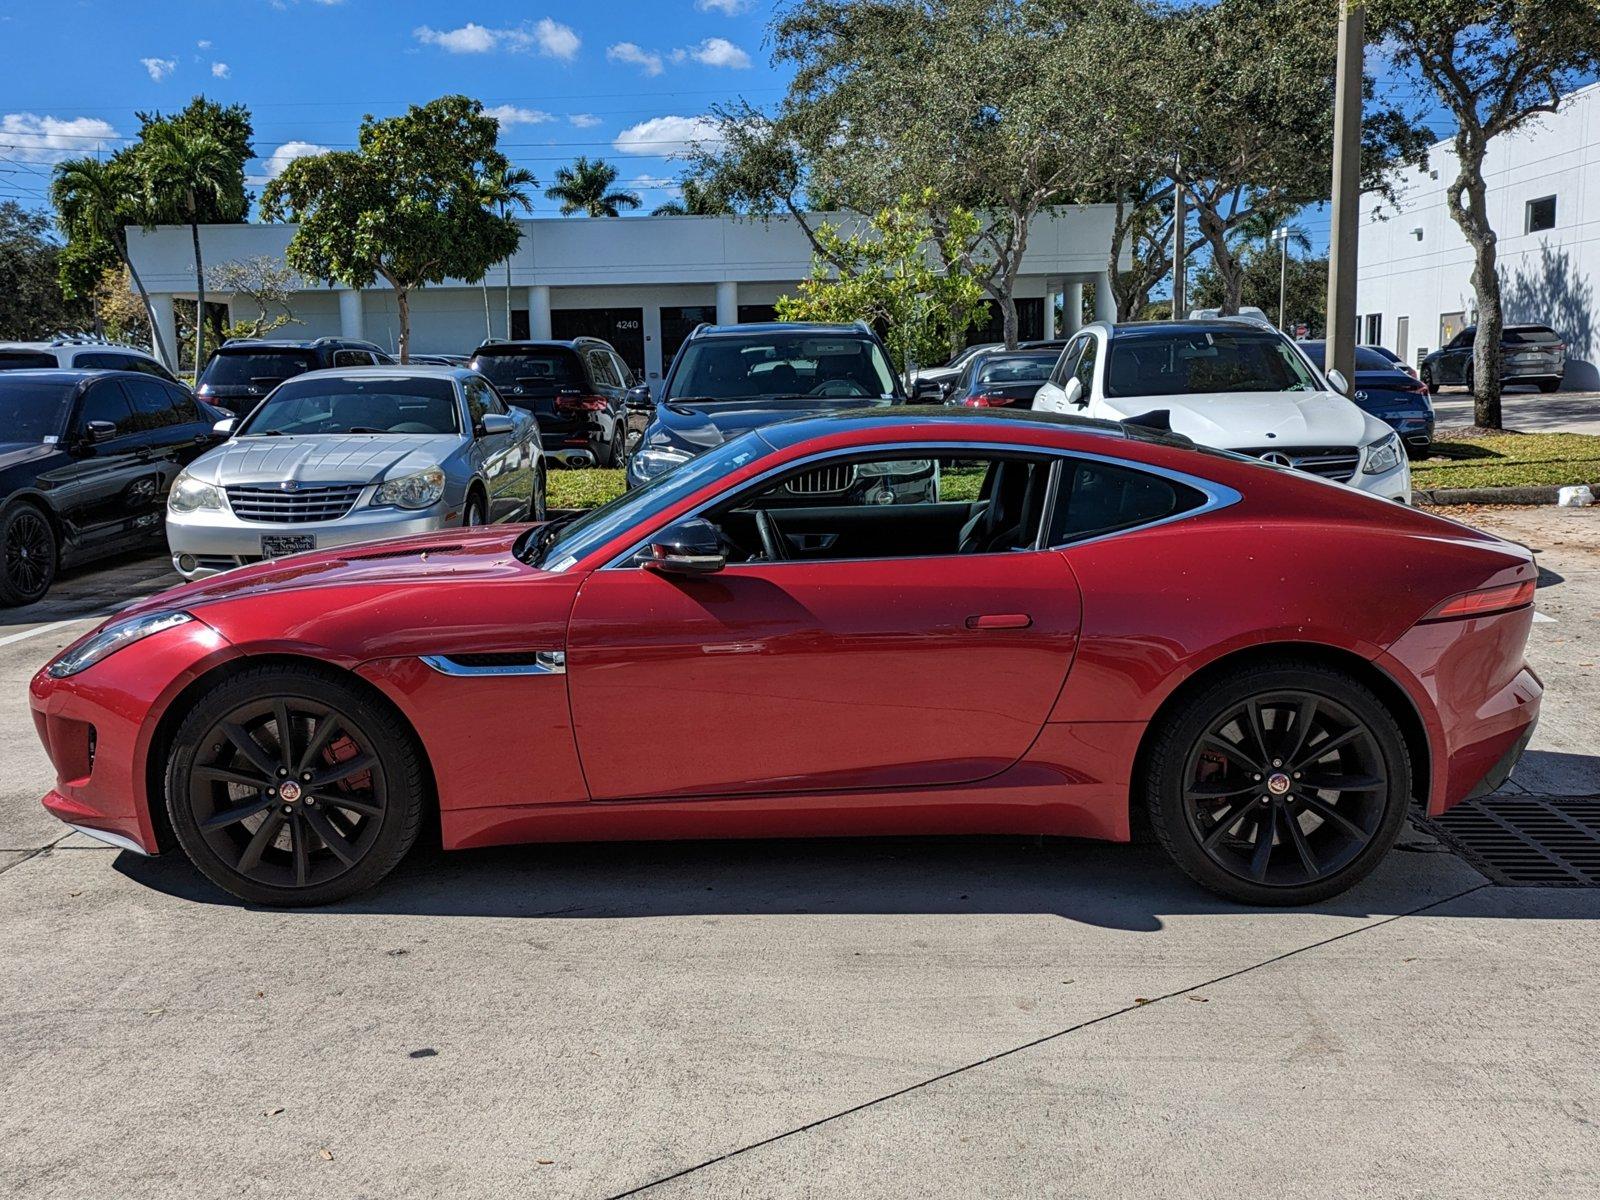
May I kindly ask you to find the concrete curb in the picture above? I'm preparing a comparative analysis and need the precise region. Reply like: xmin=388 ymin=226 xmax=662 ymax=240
xmin=1415 ymin=484 xmax=1571 ymax=506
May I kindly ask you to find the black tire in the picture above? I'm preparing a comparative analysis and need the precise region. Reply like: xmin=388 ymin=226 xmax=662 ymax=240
xmin=463 ymin=490 xmax=487 ymax=527
xmin=1538 ymin=378 xmax=1560 ymax=394
xmin=0 ymin=502 xmax=58 ymax=607
xmin=1419 ymin=365 xmax=1433 ymax=392
xmin=1143 ymin=661 xmax=1412 ymax=907
xmin=606 ymin=426 xmax=625 ymax=468
xmin=165 ymin=664 xmax=426 ymax=906
xmin=532 ymin=463 xmax=548 ymax=522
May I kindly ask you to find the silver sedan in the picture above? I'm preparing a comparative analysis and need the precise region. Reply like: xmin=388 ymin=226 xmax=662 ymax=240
xmin=165 ymin=365 xmax=544 ymax=580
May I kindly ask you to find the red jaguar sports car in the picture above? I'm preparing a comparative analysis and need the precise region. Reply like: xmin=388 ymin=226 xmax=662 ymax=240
xmin=30 ymin=409 xmax=1540 ymax=907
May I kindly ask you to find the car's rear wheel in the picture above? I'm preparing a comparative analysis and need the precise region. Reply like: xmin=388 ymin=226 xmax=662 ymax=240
xmin=463 ymin=491 xmax=487 ymax=527
xmin=532 ymin=463 xmax=548 ymax=521
xmin=166 ymin=665 xmax=425 ymax=906
xmin=0 ymin=503 xmax=58 ymax=607
xmin=1144 ymin=663 xmax=1411 ymax=906
xmin=1538 ymin=378 xmax=1560 ymax=394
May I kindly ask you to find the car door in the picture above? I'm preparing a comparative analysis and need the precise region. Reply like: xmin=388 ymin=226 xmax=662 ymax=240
xmin=463 ymin=375 xmax=520 ymax=519
xmin=1442 ymin=330 xmax=1473 ymax=384
xmin=50 ymin=380 xmax=159 ymax=550
xmin=1033 ymin=336 xmax=1087 ymax=414
xmin=585 ymin=347 xmax=627 ymax=457
xmin=564 ymin=447 xmax=1083 ymax=800
xmin=120 ymin=376 xmax=209 ymax=505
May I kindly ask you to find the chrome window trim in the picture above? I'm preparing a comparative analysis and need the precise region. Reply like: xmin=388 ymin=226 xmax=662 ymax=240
xmin=601 ymin=439 xmax=1239 ymax=570
xmin=419 ymin=651 xmax=566 ymax=677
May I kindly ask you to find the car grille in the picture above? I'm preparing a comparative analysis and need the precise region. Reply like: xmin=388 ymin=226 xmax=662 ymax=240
xmin=784 ymin=464 xmax=856 ymax=495
xmin=224 ymin=483 xmax=366 ymax=523
xmin=1239 ymin=447 xmax=1360 ymax=483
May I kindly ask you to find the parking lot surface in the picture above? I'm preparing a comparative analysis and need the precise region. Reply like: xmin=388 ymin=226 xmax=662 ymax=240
xmin=1431 ymin=385 xmax=1600 ymax=434
xmin=1 ymin=509 xmax=1596 ymax=1199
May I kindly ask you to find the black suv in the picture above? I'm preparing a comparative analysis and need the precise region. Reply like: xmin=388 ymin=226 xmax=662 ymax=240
xmin=1420 ymin=324 xmax=1566 ymax=393
xmin=626 ymin=321 xmax=906 ymax=488
xmin=196 ymin=338 xmax=395 ymax=418
xmin=468 ymin=337 xmax=633 ymax=467
xmin=0 ymin=370 xmax=223 ymax=605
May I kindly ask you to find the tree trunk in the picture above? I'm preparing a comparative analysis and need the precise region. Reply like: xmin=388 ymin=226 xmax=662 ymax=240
xmin=1444 ymin=139 xmax=1502 ymax=429
xmin=116 ymin=234 xmax=171 ymax=368
xmin=504 ymin=256 xmax=513 ymax=339
xmin=1196 ymin=208 xmax=1244 ymax=315
xmin=395 ymin=286 xmax=411 ymax=364
xmin=189 ymin=211 xmax=207 ymax=380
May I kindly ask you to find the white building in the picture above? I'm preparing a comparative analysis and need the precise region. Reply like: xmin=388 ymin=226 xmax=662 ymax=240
xmin=126 ymin=208 xmax=1125 ymax=381
xmin=1356 ymin=81 xmax=1600 ymax=389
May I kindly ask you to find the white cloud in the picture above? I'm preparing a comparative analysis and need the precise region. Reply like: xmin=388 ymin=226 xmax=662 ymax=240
xmin=613 ymin=115 xmax=723 ymax=158
xmin=141 ymin=57 xmax=177 ymax=81
xmin=248 ymin=140 xmax=329 ymax=185
xmin=415 ymin=19 xmax=578 ymax=59
xmin=197 ymin=39 xmax=212 ymax=49
xmin=0 ymin=113 xmax=120 ymax=163
xmin=685 ymin=37 xmax=750 ymax=69
xmin=607 ymin=42 xmax=663 ymax=76
xmin=485 ymin=104 xmax=556 ymax=128
xmin=210 ymin=61 xmax=230 ymax=78
xmin=568 ymin=113 xmax=602 ymax=128
xmin=696 ymin=0 xmax=750 ymax=12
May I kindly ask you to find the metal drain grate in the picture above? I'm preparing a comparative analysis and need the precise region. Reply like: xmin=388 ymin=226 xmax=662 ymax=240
xmin=1420 ymin=795 xmax=1600 ymax=886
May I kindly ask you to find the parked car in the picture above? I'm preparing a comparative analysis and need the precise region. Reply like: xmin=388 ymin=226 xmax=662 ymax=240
xmin=165 ymin=365 xmax=542 ymax=580
xmin=1032 ymin=320 xmax=1412 ymax=503
xmin=196 ymin=338 xmax=395 ymax=419
xmin=1362 ymin=343 xmax=1420 ymax=382
xmin=910 ymin=342 xmax=1001 ymax=401
xmin=409 ymin=354 xmax=470 ymax=367
xmin=1296 ymin=341 xmax=1435 ymax=455
xmin=0 ymin=337 xmax=180 ymax=382
xmin=626 ymin=321 xmax=906 ymax=488
xmin=944 ymin=349 xmax=1060 ymax=409
xmin=468 ymin=338 xmax=632 ymax=467
xmin=1420 ymin=324 xmax=1566 ymax=393
xmin=1189 ymin=305 xmax=1272 ymax=324
xmin=31 ymin=407 xmax=1540 ymax=907
xmin=0 ymin=370 xmax=223 ymax=605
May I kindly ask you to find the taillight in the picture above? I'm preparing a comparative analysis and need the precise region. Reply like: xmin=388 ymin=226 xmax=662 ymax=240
xmin=1424 ymin=580 xmax=1535 ymax=621
xmin=961 ymin=393 xmax=1015 ymax=408
xmin=554 ymin=391 xmax=609 ymax=413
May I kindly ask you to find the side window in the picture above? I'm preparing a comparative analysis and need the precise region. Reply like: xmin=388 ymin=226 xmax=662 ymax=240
xmin=125 ymin=355 xmax=178 ymax=382
xmin=611 ymin=352 xmax=635 ymax=387
xmin=1074 ymin=336 xmax=1099 ymax=394
xmin=588 ymin=349 xmax=621 ymax=389
xmin=474 ymin=377 xmax=508 ymax=415
xmin=463 ymin=377 xmax=497 ymax=427
xmin=1049 ymin=458 xmax=1204 ymax=545
xmin=332 ymin=349 xmax=374 ymax=368
xmin=123 ymin=376 xmax=184 ymax=430
xmin=1052 ymin=338 xmax=1085 ymax=387
xmin=75 ymin=352 xmax=130 ymax=371
xmin=164 ymin=382 xmax=204 ymax=424
xmin=73 ymin=381 xmax=137 ymax=440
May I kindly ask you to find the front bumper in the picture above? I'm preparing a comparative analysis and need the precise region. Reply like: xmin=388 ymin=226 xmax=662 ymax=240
xmin=1348 ymin=454 xmax=1413 ymax=504
xmin=167 ymin=502 xmax=453 ymax=579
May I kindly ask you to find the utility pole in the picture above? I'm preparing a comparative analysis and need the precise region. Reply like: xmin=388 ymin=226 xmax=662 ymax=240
xmin=1171 ymin=157 xmax=1186 ymax=319
xmin=1325 ymin=0 xmax=1364 ymax=386
xmin=1272 ymin=226 xmax=1290 ymax=330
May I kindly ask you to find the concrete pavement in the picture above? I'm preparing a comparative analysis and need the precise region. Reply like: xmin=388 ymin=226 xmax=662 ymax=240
xmin=0 ymin=517 xmax=1595 ymax=1199
xmin=1430 ymin=384 xmax=1600 ymax=434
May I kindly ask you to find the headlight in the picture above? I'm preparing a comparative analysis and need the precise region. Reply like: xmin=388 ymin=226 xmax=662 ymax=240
xmin=633 ymin=446 xmax=694 ymax=478
xmin=168 ymin=472 xmax=224 ymax=513
xmin=47 ymin=611 xmax=193 ymax=678
xmin=1362 ymin=432 xmax=1403 ymax=475
xmin=373 ymin=466 xmax=446 ymax=509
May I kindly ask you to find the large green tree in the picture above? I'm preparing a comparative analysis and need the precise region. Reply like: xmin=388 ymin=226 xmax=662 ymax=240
xmin=260 ymin=95 xmax=524 ymax=362
xmin=1367 ymin=0 xmax=1600 ymax=429
xmin=0 ymin=201 xmax=90 ymax=339
xmin=544 ymin=157 xmax=641 ymax=217
xmin=1194 ymin=249 xmax=1329 ymax=335
xmin=652 ymin=177 xmax=732 ymax=217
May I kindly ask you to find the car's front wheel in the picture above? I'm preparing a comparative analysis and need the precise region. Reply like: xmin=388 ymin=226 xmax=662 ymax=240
xmin=1143 ymin=662 xmax=1411 ymax=906
xmin=0 ymin=503 xmax=58 ymax=607
xmin=166 ymin=665 xmax=425 ymax=906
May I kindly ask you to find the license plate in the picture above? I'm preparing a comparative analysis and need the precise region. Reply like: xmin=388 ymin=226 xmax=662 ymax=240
xmin=260 ymin=534 xmax=315 ymax=558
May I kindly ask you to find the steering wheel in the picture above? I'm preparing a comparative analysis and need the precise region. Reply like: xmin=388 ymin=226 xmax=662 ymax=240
xmin=808 ymin=380 xmax=869 ymax=398
xmin=755 ymin=508 xmax=790 ymax=562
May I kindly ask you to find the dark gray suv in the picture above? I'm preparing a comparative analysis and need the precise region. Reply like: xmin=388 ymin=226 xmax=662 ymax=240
xmin=196 ymin=338 xmax=395 ymax=418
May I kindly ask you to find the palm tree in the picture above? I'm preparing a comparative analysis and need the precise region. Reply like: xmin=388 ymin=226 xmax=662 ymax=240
xmin=651 ymin=178 xmax=730 ymax=217
xmin=544 ymin=157 xmax=640 ymax=218
xmin=51 ymin=157 xmax=172 ymax=368
xmin=478 ymin=164 xmax=537 ymax=338
xmin=137 ymin=124 xmax=245 ymax=374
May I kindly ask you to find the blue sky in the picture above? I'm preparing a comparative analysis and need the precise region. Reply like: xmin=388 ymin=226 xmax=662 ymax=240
xmin=0 ymin=0 xmax=790 ymax=216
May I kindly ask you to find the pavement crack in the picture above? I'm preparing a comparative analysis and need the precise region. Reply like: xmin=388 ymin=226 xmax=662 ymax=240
xmin=601 ymin=881 xmax=1491 ymax=1199
xmin=0 ymin=832 xmax=75 ymax=879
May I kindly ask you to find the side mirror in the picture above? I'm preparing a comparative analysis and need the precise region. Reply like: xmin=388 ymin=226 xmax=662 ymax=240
xmin=625 ymin=383 xmax=655 ymax=411
xmin=83 ymin=419 xmax=119 ymax=444
xmin=1326 ymin=369 xmax=1350 ymax=395
xmin=212 ymin=417 xmax=236 ymax=437
xmin=1063 ymin=377 xmax=1086 ymax=408
xmin=913 ymin=379 xmax=944 ymax=404
xmin=479 ymin=413 xmax=514 ymax=437
xmin=640 ymin=517 xmax=725 ymax=576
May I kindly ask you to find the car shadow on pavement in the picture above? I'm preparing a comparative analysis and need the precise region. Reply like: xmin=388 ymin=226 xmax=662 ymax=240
xmin=109 ymin=821 xmax=1589 ymax=932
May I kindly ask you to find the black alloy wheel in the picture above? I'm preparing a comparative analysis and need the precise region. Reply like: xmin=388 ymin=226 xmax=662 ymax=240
xmin=167 ymin=666 xmax=424 ymax=905
xmin=1146 ymin=663 xmax=1411 ymax=906
xmin=0 ymin=505 xmax=58 ymax=607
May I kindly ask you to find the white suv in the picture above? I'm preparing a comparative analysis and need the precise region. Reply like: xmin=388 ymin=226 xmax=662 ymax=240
xmin=0 ymin=338 xmax=178 ymax=382
xmin=1033 ymin=320 xmax=1412 ymax=503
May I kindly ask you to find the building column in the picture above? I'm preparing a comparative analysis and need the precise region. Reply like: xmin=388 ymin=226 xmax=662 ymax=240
xmin=338 ymin=289 xmax=364 ymax=341
xmin=148 ymin=293 xmax=178 ymax=373
xmin=528 ymin=285 xmax=552 ymax=340
xmin=642 ymin=303 xmax=664 ymax=382
xmin=1044 ymin=279 xmax=1060 ymax=339
xmin=715 ymin=281 xmax=739 ymax=326
xmin=1064 ymin=281 xmax=1084 ymax=336
xmin=1093 ymin=272 xmax=1118 ymax=324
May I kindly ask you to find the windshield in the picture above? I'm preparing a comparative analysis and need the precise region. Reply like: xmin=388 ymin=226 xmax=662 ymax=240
xmin=668 ymin=332 xmax=898 ymax=403
xmin=470 ymin=348 xmax=583 ymax=393
xmin=237 ymin=375 xmax=460 ymax=436
xmin=203 ymin=349 xmax=317 ymax=387
xmin=1505 ymin=327 xmax=1561 ymax=345
xmin=1106 ymin=330 xmax=1320 ymax=397
xmin=0 ymin=379 xmax=73 ymax=442
xmin=974 ymin=353 xmax=1057 ymax=385
xmin=533 ymin=434 xmax=771 ymax=570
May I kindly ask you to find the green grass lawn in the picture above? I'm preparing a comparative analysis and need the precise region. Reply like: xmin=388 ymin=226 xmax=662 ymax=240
xmin=547 ymin=469 xmax=626 ymax=511
xmin=1411 ymin=433 xmax=1600 ymax=491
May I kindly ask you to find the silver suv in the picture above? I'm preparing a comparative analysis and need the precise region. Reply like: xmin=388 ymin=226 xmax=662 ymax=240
xmin=0 ymin=337 xmax=179 ymax=381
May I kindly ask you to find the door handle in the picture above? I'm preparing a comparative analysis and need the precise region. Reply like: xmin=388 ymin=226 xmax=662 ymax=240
xmin=966 ymin=613 xmax=1032 ymax=630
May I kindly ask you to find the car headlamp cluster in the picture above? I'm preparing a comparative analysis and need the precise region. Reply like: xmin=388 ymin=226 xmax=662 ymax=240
xmin=1361 ymin=432 xmax=1403 ymax=475
xmin=373 ymin=466 xmax=446 ymax=510
xmin=632 ymin=446 xmax=695 ymax=479
xmin=47 ymin=611 xmax=194 ymax=678
xmin=168 ymin=472 xmax=225 ymax=513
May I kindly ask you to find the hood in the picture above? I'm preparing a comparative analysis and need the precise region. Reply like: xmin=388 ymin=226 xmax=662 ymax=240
xmin=124 ymin=526 xmax=540 ymax=618
xmin=185 ymin=434 xmax=457 ymax=485
xmin=1100 ymin=389 xmax=1370 ymax=450
xmin=654 ymin=397 xmax=893 ymax=449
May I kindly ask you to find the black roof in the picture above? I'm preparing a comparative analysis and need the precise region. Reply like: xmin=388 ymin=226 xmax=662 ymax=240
xmin=469 ymin=338 xmax=610 ymax=353
xmin=755 ymin=404 xmax=1187 ymax=451
xmin=689 ymin=321 xmax=875 ymax=340
xmin=1108 ymin=319 xmax=1282 ymax=338
xmin=216 ymin=338 xmax=382 ymax=351
xmin=0 ymin=367 xmax=148 ymax=385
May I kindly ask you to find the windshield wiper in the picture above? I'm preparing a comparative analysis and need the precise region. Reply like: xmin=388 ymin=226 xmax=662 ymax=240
xmin=520 ymin=511 xmax=581 ymax=566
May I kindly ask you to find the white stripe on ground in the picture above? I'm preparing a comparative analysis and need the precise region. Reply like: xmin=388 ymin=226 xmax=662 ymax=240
xmin=1532 ymin=612 xmax=1556 ymax=624
xmin=0 ymin=618 xmax=88 ymax=650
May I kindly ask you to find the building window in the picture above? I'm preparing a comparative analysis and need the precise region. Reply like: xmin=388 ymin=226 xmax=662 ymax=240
xmin=1363 ymin=313 xmax=1382 ymax=346
xmin=510 ymin=309 xmax=529 ymax=340
xmin=1526 ymin=195 xmax=1556 ymax=234
xmin=659 ymin=305 xmax=717 ymax=370
xmin=737 ymin=304 xmax=779 ymax=324
xmin=1439 ymin=311 xmax=1466 ymax=347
